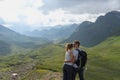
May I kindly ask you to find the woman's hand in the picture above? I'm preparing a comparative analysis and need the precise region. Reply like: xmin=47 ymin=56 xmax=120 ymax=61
xmin=64 ymin=60 xmax=71 ymax=63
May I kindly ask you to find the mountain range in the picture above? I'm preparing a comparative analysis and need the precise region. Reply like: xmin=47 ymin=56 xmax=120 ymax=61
xmin=0 ymin=25 xmax=50 ymax=55
xmin=24 ymin=24 xmax=78 ymax=41
xmin=1 ymin=11 xmax=120 ymax=54
xmin=63 ymin=11 xmax=120 ymax=47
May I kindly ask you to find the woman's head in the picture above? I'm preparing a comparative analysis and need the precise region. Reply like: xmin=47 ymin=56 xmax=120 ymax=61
xmin=65 ymin=43 xmax=73 ymax=51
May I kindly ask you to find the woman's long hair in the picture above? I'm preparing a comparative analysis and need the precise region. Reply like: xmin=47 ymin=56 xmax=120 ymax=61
xmin=65 ymin=43 xmax=73 ymax=51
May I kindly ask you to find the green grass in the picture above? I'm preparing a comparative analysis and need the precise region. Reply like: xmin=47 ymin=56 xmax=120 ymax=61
xmin=22 ymin=69 xmax=49 ymax=80
xmin=23 ymin=36 xmax=120 ymax=80
xmin=29 ymin=44 xmax=65 ymax=72
xmin=85 ymin=36 xmax=120 ymax=80
xmin=0 ymin=36 xmax=120 ymax=80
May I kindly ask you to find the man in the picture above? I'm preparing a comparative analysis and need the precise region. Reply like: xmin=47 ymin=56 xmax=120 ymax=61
xmin=73 ymin=40 xmax=87 ymax=80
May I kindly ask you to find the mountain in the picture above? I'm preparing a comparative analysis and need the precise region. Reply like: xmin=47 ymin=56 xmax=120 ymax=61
xmin=63 ymin=11 xmax=120 ymax=47
xmin=24 ymin=24 xmax=78 ymax=41
xmin=0 ymin=25 xmax=49 ymax=43
xmin=0 ymin=25 xmax=50 ymax=55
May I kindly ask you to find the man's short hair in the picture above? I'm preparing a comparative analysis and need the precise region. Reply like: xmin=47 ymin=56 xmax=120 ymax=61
xmin=74 ymin=40 xmax=80 ymax=46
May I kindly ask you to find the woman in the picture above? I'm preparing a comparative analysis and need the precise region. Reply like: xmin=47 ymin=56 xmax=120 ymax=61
xmin=63 ymin=43 xmax=75 ymax=80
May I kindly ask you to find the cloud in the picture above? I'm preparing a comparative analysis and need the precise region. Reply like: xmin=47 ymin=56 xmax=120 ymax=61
xmin=0 ymin=0 xmax=44 ymax=23
xmin=45 ymin=9 xmax=103 ymax=26
xmin=0 ymin=0 xmax=119 ymax=31
xmin=0 ymin=0 xmax=48 ymax=29
xmin=20 ymin=8 xmax=102 ymax=27
xmin=0 ymin=0 xmax=102 ymax=27
xmin=42 ymin=0 xmax=120 ymax=14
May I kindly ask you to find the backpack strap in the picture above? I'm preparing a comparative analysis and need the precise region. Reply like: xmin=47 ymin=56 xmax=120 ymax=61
xmin=75 ymin=49 xmax=82 ymax=68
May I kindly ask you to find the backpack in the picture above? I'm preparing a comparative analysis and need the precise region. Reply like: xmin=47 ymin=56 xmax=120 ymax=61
xmin=75 ymin=49 xmax=87 ymax=69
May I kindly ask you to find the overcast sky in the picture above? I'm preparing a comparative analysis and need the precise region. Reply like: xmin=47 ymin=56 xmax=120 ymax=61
xmin=0 ymin=0 xmax=120 ymax=32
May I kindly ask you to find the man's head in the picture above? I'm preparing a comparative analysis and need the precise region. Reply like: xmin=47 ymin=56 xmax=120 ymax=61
xmin=73 ymin=40 xmax=80 ymax=49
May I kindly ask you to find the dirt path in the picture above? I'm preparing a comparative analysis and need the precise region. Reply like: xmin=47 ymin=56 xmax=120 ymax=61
xmin=0 ymin=62 xmax=63 ymax=80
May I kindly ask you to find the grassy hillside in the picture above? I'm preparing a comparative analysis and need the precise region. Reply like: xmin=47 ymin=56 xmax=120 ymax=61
xmin=0 ymin=36 xmax=120 ymax=80
xmin=85 ymin=36 xmax=120 ymax=80
xmin=0 ymin=24 xmax=50 ymax=55
xmin=31 ymin=44 xmax=65 ymax=72
xmin=0 ymin=44 xmax=64 ymax=80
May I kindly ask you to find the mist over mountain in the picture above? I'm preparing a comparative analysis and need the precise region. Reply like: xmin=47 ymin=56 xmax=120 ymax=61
xmin=63 ymin=11 xmax=120 ymax=47
xmin=1 ymin=10 xmax=120 ymax=55
xmin=23 ymin=24 xmax=78 ymax=41
xmin=0 ymin=25 xmax=50 ymax=55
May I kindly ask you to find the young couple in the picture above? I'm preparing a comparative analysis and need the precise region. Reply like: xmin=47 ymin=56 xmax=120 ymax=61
xmin=63 ymin=40 xmax=87 ymax=80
